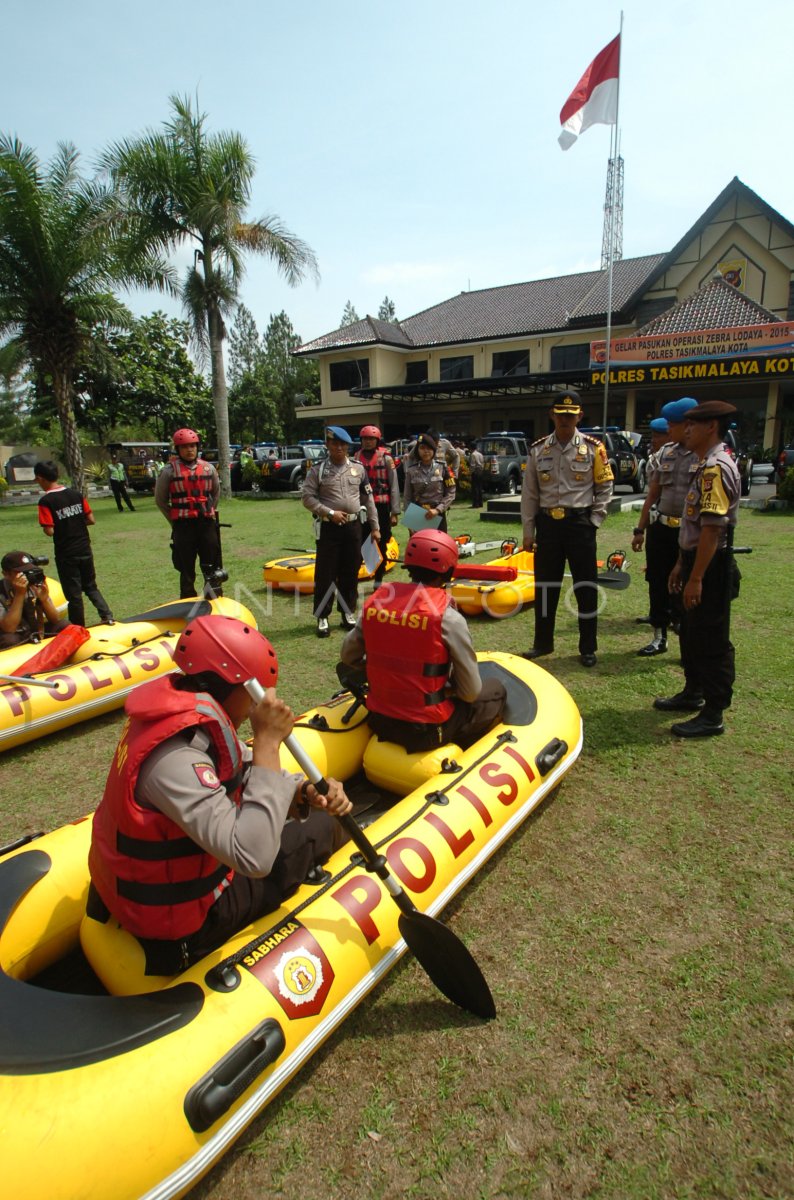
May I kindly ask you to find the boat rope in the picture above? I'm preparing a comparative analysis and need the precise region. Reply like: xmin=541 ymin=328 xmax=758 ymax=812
xmin=13 ymin=630 xmax=177 ymax=678
xmin=208 ymin=729 xmax=516 ymax=988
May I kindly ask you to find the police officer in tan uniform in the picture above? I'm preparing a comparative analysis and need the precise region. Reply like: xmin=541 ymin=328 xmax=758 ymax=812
xmin=521 ymin=391 xmax=614 ymax=667
xmin=653 ymin=401 xmax=741 ymax=738
xmin=403 ymin=432 xmax=457 ymax=532
xmin=631 ymin=398 xmax=700 ymax=655
xmin=302 ymin=425 xmax=380 ymax=637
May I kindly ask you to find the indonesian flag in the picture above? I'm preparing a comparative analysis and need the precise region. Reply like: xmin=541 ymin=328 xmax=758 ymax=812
xmin=558 ymin=34 xmax=620 ymax=150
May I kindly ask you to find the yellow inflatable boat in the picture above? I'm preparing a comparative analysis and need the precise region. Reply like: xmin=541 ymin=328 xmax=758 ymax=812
xmin=0 ymin=596 xmax=256 ymax=753
xmin=263 ymin=536 xmax=399 ymax=593
xmin=0 ymin=652 xmax=581 ymax=1200
xmin=450 ymin=549 xmax=536 ymax=618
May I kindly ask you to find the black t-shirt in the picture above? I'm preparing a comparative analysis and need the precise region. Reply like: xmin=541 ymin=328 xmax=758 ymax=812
xmin=38 ymin=487 xmax=93 ymax=557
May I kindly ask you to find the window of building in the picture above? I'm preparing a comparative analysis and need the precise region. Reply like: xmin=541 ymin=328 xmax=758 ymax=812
xmin=329 ymin=359 xmax=370 ymax=391
xmin=405 ymin=360 xmax=428 ymax=385
xmin=439 ymin=355 xmax=474 ymax=381
xmin=550 ymin=343 xmax=590 ymax=372
xmin=491 ymin=349 xmax=529 ymax=377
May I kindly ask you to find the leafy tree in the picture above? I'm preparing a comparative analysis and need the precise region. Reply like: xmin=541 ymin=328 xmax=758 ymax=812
xmin=0 ymin=137 xmax=168 ymax=491
xmin=377 ymin=295 xmax=397 ymax=322
xmin=104 ymin=95 xmax=319 ymax=497
xmin=340 ymin=300 xmax=360 ymax=327
xmin=226 ymin=304 xmax=279 ymax=443
xmin=73 ymin=312 xmax=213 ymax=441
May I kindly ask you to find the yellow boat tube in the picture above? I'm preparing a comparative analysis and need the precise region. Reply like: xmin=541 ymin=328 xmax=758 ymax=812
xmin=450 ymin=549 xmax=536 ymax=618
xmin=263 ymin=536 xmax=399 ymax=593
xmin=0 ymin=652 xmax=581 ymax=1200
xmin=0 ymin=596 xmax=256 ymax=753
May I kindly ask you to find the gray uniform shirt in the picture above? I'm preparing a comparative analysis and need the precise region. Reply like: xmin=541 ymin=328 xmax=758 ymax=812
xmin=403 ymin=459 xmax=457 ymax=513
xmin=654 ymin=441 xmax=700 ymax=517
xmin=340 ymin=598 xmax=482 ymax=702
xmin=137 ymin=726 xmax=299 ymax=877
xmin=521 ymin=432 xmax=614 ymax=544
xmin=302 ymin=457 xmax=379 ymax=531
xmin=679 ymin=445 xmax=740 ymax=552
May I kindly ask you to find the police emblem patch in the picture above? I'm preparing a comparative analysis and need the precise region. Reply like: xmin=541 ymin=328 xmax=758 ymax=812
xmin=193 ymin=763 xmax=220 ymax=789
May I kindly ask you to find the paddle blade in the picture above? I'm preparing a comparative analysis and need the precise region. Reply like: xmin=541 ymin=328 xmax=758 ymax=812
xmin=398 ymin=911 xmax=496 ymax=1019
xmin=598 ymin=570 xmax=631 ymax=590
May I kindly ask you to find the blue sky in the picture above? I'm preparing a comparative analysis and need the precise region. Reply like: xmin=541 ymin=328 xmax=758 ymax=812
xmin=4 ymin=0 xmax=790 ymax=348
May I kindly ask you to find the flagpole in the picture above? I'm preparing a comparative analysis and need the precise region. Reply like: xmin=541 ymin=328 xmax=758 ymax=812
xmin=601 ymin=11 xmax=623 ymax=432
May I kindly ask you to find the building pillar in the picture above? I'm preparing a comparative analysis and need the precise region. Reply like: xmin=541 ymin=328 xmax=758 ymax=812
xmin=764 ymin=381 xmax=781 ymax=451
xmin=624 ymin=388 xmax=637 ymax=429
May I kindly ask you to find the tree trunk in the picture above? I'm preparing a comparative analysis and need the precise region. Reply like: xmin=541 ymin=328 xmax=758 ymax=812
xmin=206 ymin=300 xmax=232 ymax=500
xmin=53 ymin=369 xmax=86 ymax=494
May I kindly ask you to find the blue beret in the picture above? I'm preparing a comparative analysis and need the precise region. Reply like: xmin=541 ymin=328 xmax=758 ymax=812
xmin=649 ymin=417 xmax=669 ymax=433
xmin=325 ymin=425 xmax=352 ymax=444
xmin=660 ymin=397 xmax=699 ymax=423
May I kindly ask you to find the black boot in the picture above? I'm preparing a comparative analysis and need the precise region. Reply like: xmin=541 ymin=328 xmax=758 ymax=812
xmin=638 ymin=629 xmax=667 ymax=657
xmin=670 ymin=707 xmax=724 ymax=738
xmin=653 ymin=690 xmax=704 ymax=712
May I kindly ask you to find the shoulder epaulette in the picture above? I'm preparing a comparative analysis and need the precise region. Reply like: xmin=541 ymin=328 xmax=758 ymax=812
xmin=582 ymin=434 xmax=602 ymax=446
xmin=531 ymin=435 xmax=548 ymax=448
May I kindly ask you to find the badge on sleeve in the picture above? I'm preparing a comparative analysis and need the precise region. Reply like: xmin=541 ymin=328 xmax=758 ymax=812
xmin=193 ymin=762 xmax=220 ymax=789
xmin=700 ymin=465 xmax=730 ymax=516
xmin=594 ymin=444 xmax=614 ymax=483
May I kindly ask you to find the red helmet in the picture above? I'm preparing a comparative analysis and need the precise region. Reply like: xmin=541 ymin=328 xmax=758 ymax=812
xmin=360 ymin=425 xmax=382 ymax=440
xmin=175 ymin=615 xmax=278 ymax=688
xmin=404 ymin=529 xmax=459 ymax=574
xmin=173 ymin=427 xmax=200 ymax=446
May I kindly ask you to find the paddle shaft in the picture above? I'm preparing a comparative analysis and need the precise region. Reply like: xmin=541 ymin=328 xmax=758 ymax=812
xmin=0 ymin=674 xmax=61 ymax=690
xmin=242 ymin=678 xmax=496 ymax=1017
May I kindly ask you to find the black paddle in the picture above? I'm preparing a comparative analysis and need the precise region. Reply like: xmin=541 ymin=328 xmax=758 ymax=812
xmin=243 ymin=679 xmax=496 ymax=1020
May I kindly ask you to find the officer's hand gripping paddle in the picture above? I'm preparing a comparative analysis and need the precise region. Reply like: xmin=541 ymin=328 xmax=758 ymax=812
xmin=243 ymin=679 xmax=496 ymax=1020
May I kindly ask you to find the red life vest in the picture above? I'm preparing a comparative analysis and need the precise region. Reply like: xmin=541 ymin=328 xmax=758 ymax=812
xmin=362 ymin=582 xmax=454 ymax=723
xmin=356 ymin=448 xmax=392 ymax=504
xmin=88 ymin=676 xmax=244 ymax=941
xmin=167 ymin=457 xmax=217 ymax=520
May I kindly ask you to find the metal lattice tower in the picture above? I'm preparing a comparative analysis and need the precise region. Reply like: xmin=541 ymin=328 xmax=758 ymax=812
xmin=601 ymin=155 xmax=624 ymax=270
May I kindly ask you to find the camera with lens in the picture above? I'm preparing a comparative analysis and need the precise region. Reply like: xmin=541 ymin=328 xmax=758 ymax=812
xmin=22 ymin=566 xmax=46 ymax=586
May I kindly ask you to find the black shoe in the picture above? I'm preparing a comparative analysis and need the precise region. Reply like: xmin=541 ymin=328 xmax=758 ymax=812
xmin=522 ymin=646 xmax=553 ymax=661
xmin=579 ymin=653 xmax=597 ymax=668
xmin=103 ymin=616 xmax=115 ymax=626
xmin=671 ymin=711 xmax=724 ymax=738
xmin=635 ymin=615 xmax=652 ymax=625
xmin=316 ymin=618 xmax=330 ymax=638
xmin=653 ymin=691 xmax=704 ymax=712
xmin=637 ymin=635 xmax=667 ymax=657
xmin=340 ymin=613 xmax=357 ymax=630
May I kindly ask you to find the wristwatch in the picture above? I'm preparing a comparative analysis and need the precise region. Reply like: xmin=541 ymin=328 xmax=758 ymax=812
xmin=327 ymin=509 xmax=335 ymax=519
xmin=633 ymin=527 xmax=644 ymax=535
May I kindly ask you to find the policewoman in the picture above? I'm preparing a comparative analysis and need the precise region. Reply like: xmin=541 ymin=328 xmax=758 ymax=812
xmin=302 ymin=425 xmax=380 ymax=637
xmin=403 ymin=432 xmax=457 ymax=532
xmin=520 ymin=391 xmax=614 ymax=667
xmin=631 ymin=398 xmax=699 ymax=655
xmin=154 ymin=428 xmax=221 ymax=599
xmin=354 ymin=425 xmax=400 ymax=582
xmin=654 ymin=400 xmax=741 ymax=738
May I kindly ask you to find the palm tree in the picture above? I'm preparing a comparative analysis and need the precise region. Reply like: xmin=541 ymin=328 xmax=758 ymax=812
xmin=104 ymin=96 xmax=319 ymax=496
xmin=0 ymin=137 xmax=170 ymax=492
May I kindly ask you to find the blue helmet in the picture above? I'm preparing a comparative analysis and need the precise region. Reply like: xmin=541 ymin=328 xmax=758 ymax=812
xmin=325 ymin=425 xmax=353 ymax=445
xmin=649 ymin=417 xmax=669 ymax=433
xmin=660 ymin=397 xmax=699 ymax=423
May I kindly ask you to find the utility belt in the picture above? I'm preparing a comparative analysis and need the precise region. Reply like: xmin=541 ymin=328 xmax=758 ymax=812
xmin=657 ymin=513 xmax=682 ymax=528
xmin=313 ymin=508 xmax=365 ymax=539
xmin=540 ymin=506 xmax=591 ymax=520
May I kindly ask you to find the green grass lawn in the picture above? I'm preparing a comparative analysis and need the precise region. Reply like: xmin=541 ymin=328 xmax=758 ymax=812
xmin=1 ymin=492 xmax=792 ymax=1200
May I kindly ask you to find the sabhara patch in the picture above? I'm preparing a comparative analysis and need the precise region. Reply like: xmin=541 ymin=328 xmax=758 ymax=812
xmin=193 ymin=762 xmax=220 ymax=789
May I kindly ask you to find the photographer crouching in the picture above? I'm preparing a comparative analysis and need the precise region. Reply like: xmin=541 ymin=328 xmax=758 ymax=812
xmin=0 ymin=551 xmax=69 ymax=650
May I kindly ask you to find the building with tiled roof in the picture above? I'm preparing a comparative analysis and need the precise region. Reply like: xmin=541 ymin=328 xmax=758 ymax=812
xmin=294 ymin=178 xmax=794 ymax=451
